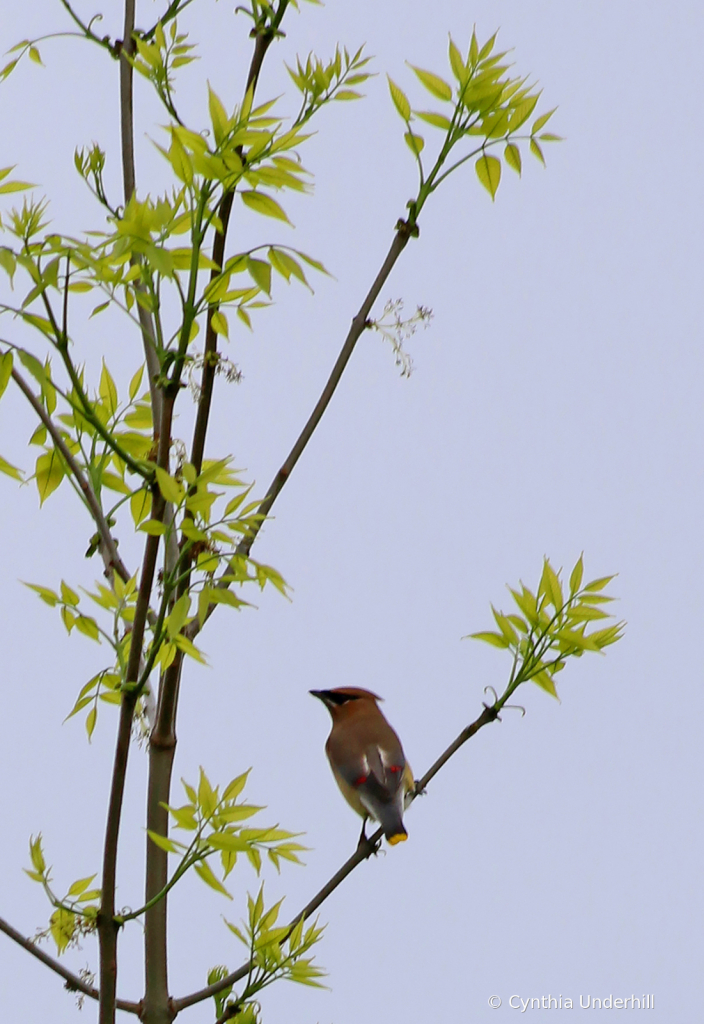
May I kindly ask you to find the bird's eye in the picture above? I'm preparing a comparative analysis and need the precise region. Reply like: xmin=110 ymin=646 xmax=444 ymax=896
xmin=325 ymin=691 xmax=360 ymax=705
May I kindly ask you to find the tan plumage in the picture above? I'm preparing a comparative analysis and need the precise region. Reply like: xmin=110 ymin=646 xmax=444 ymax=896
xmin=310 ymin=686 xmax=414 ymax=845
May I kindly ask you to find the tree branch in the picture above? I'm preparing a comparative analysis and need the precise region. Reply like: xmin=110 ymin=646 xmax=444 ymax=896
xmin=187 ymin=222 xmax=413 ymax=642
xmin=0 ymin=915 xmax=140 ymax=1015
xmin=173 ymin=701 xmax=499 ymax=1013
xmin=99 ymin=397 xmax=174 ymax=1024
xmin=190 ymin=11 xmax=287 ymax=476
xmin=11 ymin=367 xmax=131 ymax=584
xmin=232 ymin=226 xmax=410 ymax=558
xmin=120 ymin=0 xmax=163 ymax=431
xmin=143 ymin=11 xmax=293 ymax=1020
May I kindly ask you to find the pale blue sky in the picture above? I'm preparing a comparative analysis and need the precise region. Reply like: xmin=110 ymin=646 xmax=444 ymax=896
xmin=0 ymin=2 xmax=701 ymax=1022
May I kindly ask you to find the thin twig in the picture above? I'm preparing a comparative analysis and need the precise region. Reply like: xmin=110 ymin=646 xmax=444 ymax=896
xmin=173 ymin=702 xmax=499 ymax=1013
xmin=188 ymin=223 xmax=413 ymax=642
xmin=190 ymin=17 xmax=284 ymax=476
xmin=0 ymin=915 xmax=140 ymax=1014
xmin=11 ymin=367 xmax=130 ymax=584
xmin=119 ymin=0 xmax=163 ymax=430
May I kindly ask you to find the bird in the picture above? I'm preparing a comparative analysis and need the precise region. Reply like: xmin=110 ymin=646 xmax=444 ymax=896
xmin=310 ymin=686 xmax=415 ymax=846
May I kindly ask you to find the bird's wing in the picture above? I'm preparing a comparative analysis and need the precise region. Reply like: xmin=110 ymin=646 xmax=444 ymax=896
xmin=364 ymin=743 xmax=406 ymax=799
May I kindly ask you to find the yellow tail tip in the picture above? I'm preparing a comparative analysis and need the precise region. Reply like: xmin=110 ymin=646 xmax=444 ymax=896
xmin=387 ymin=833 xmax=408 ymax=845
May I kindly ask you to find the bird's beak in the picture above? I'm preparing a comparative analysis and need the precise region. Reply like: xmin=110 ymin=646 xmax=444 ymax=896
xmin=309 ymin=689 xmax=325 ymax=701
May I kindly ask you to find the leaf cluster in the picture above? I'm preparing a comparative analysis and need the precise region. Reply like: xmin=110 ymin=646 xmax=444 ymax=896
xmin=146 ymin=768 xmax=306 ymax=903
xmin=210 ymin=888 xmax=325 ymax=1020
xmin=24 ymin=835 xmax=101 ymax=955
xmin=388 ymin=28 xmax=562 ymax=206
xmin=469 ymin=555 xmax=624 ymax=703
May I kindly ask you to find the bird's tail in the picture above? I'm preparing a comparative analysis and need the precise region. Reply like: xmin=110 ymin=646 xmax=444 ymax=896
xmin=373 ymin=801 xmax=408 ymax=845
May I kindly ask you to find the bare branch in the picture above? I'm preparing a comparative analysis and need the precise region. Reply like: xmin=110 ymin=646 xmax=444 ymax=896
xmin=11 ymin=367 xmax=131 ymax=584
xmin=187 ymin=222 xmax=414 ymax=642
xmin=173 ymin=702 xmax=499 ymax=1012
xmin=0 ymin=915 xmax=140 ymax=1015
xmin=233 ymin=227 xmax=411 ymax=558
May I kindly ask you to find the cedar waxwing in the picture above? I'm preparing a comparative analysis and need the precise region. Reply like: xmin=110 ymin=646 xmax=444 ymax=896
xmin=310 ymin=687 xmax=415 ymax=845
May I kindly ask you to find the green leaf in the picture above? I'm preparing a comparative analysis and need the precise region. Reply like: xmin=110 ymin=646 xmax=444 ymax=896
xmin=0 ymin=351 xmax=12 ymax=399
xmin=168 ymin=133 xmax=193 ymax=185
xmin=475 ymin=153 xmax=501 ymax=200
xmin=17 ymin=349 xmax=46 ymax=386
xmin=508 ymin=95 xmax=539 ymax=132
xmin=67 ymin=874 xmax=97 ymax=897
xmin=532 ymin=670 xmax=559 ymax=699
xmin=50 ymin=908 xmax=76 ymax=955
xmin=0 ymin=179 xmax=35 ymax=194
xmin=448 ymin=37 xmax=466 ymax=83
xmin=198 ymin=767 xmax=217 ymax=816
xmin=584 ymin=575 xmax=615 ymax=592
xmin=587 ymin=623 xmax=625 ymax=648
xmin=415 ymin=110 xmax=452 ymax=130
xmin=408 ymin=65 xmax=453 ymax=101
xmin=85 ymin=706 xmax=97 ymax=739
xmin=404 ymin=131 xmax=425 ymax=155
xmin=217 ymin=804 xmax=262 ymax=824
xmin=207 ymin=833 xmax=251 ymax=853
xmin=568 ymin=604 xmax=610 ymax=622
xmin=124 ymin=405 xmax=152 ymax=430
xmin=139 ymin=519 xmax=168 ymax=536
xmin=530 ymin=138 xmax=546 ymax=166
xmin=387 ymin=76 xmax=411 ymax=121
xmin=540 ymin=560 xmax=563 ymax=610
xmin=174 ymin=633 xmax=208 ymax=664
xmin=60 ymin=580 xmax=80 ymax=606
xmin=194 ymin=861 xmax=232 ymax=899
xmin=240 ymin=190 xmax=291 ymax=225
xmin=208 ymin=84 xmax=230 ymax=146
xmin=210 ymin=310 xmax=229 ymax=337
xmin=155 ymin=467 xmax=185 ymax=505
xmin=0 ymin=453 xmax=22 ymax=480
xmin=504 ymin=142 xmax=521 ymax=176
xmin=468 ymin=630 xmax=509 ymax=648
xmin=99 ymin=360 xmax=118 ymax=416
xmin=492 ymin=605 xmax=518 ymax=644
xmin=468 ymin=30 xmax=479 ymax=66
xmin=0 ymin=247 xmax=16 ymax=281
xmin=147 ymin=830 xmax=181 ymax=854
xmin=24 ymin=581 xmax=59 ymax=606
xmin=569 ymin=555 xmax=584 ymax=596
xmin=555 ymin=627 xmax=599 ymax=652
xmin=167 ymin=593 xmax=191 ymax=639
xmin=478 ymin=32 xmax=498 ymax=62
xmin=532 ymin=107 xmax=557 ymax=133
xmin=29 ymin=834 xmax=46 ymax=874
xmin=223 ymin=770 xmax=250 ymax=802
xmin=75 ymin=615 xmax=101 ymax=642
xmin=247 ymin=258 xmax=272 ymax=296
xmin=128 ymin=365 xmax=145 ymax=401
xmin=35 ymin=450 xmax=64 ymax=504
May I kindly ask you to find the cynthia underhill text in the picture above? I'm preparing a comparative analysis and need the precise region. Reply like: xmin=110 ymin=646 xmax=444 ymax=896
xmin=508 ymin=995 xmax=654 ymax=1011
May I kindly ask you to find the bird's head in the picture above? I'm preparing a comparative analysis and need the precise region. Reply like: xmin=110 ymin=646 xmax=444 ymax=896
xmin=309 ymin=686 xmax=382 ymax=719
